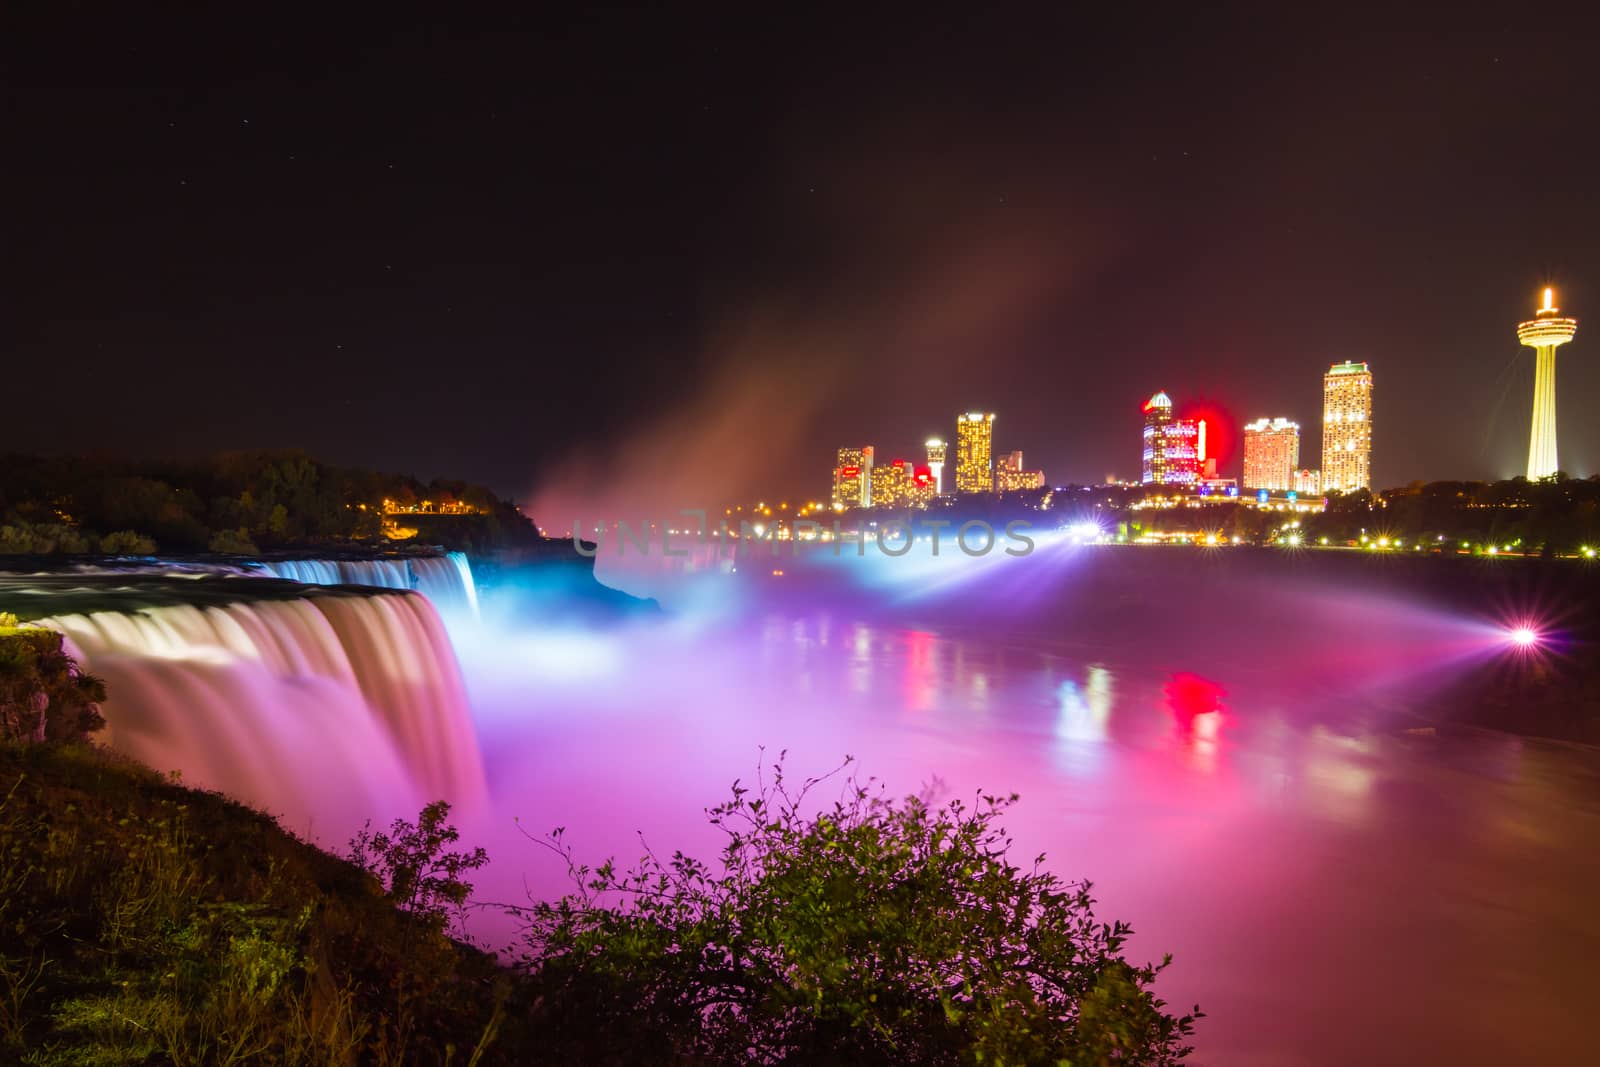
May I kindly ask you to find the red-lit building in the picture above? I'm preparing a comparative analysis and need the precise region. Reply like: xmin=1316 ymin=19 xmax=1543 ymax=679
xmin=832 ymin=445 xmax=874 ymax=508
xmin=1141 ymin=392 xmax=1202 ymax=486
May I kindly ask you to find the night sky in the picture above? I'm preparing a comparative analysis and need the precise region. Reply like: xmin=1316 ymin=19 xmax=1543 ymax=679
xmin=6 ymin=11 xmax=1597 ymax=517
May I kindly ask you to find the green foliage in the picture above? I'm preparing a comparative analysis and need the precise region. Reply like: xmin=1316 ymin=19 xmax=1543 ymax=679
xmin=0 ymin=520 xmax=170 ymax=558
xmin=0 ymin=728 xmax=1201 ymax=1065
xmin=0 ymin=629 xmax=105 ymax=743
xmin=346 ymin=803 xmax=498 ymax=1061
xmin=0 ymin=521 xmax=92 ymax=555
xmin=349 ymin=801 xmax=488 ymax=936
xmin=0 ymin=451 xmax=538 ymax=554
xmin=208 ymin=527 xmax=261 ymax=555
xmin=0 ymin=744 xmax=514 ymax=1065
xmin=1085 ymin=476 xmax=1600 ymax=553
xmin=1306 ymin=477 xmax=1600 ymax=554
xmin=97 ymin=529 xmax=158 ymax=555
xmin=518 ymin=756 xmax=1199 ymax=1065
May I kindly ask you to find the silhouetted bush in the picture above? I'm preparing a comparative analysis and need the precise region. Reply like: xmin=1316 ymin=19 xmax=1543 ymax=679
xmin=516 ymin=757 xmax=1199 ymax=1065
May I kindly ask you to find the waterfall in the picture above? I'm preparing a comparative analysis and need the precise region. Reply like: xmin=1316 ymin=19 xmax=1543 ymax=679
xmin=40 ymin=588 xmax=485 ymax=837
xmin=254 ymin=552 xmax=480 ymax=617
xmin=255 ymin=558 xmax=413 ymax=589
xmin=411 ymin=552 xmax=480 ymax=617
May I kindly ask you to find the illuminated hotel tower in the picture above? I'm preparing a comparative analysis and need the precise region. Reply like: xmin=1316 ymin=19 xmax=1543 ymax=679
xmin=1242 ymin=417 xmax=1299 ymax=491
xmin=955 ymin=413 xmax=995 ymax=492
xmin=832 ymin=445 xmax=874 ymax=508
xmin=1321 ymin=362 xmax=1372 ymax=492
xmin=925 ymin=438 xmax=948 ymax=494
xmin=1140 ymin=392 xmax=1201 ymax=486
xmin=1517 ymin=287 xmax=1578 ymax=479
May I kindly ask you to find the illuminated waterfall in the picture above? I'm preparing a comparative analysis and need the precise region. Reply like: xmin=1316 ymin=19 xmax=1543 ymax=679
xmin=411 ymin=552 xmax=480 ymax=617
xmin=41 ymin=589 xmax=484 ymax=835
xmin=255 ymin=551 xmax=479 ymax=617
xmin=255 ymin=558 xmax=413 ymax=589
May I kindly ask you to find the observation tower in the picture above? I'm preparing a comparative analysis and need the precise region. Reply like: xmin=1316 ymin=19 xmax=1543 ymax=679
xmin=1516 ymin=287 xmax=1578 ymax=480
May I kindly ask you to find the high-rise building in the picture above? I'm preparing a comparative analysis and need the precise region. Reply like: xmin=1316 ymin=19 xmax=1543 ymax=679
xmin=1517 ymin=286 xmax=1578 ymax=479
xmin=1141 ymin=392 xmax=1201 ymax=486
xmin=1293 ymin=468 xmax=1322 ymax=495
xmin=832 ymin=445 xmax=874 ymax=509
xmin=925 ymin=438 xmax=948 ymax=494
xmin=955 ymin=413 xmax=995 ymax=493
xmin=871 ymin=459 xmax=913 ymax=508
xmin=995 ymin=449 xmax=1046 ymax=491
xmin=1321 ymin=362 xmax=1372 ymax=492
xmin=1242 ymin=417 xmax=1300 ymax=492
xmin=1141 ymin=392 xmax=1171 ymax=484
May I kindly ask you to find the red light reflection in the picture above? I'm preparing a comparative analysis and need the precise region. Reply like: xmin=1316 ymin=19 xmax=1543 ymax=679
xmin=1165 ymin=672 xmax=1225 ymax=723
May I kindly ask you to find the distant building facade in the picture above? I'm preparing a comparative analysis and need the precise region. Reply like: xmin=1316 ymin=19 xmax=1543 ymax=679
xmin=870 ymin=459 xmax=913 ymax=508
xmin=1293 ymin=468 xmax=1321 ymax=495
xmin=832 ymin=445 xmax=874 ymax=508
xmin=955 ymin=413 xmax=996 ymax=493
xmin=1321 ymin=362 xmax=1372 ymax=492
xmin=1242 ymin=417 xmax=1300 ymax=492
xmin=1141 ymin=391 xmax=1201 ymax=486
xmin=925 ymin=439 xmax=948 ymax=495
xmin=995 ymin=449 xmax=1046 ymax=491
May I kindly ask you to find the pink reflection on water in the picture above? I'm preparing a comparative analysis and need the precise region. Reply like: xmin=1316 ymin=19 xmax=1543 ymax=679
xmin=1164 ymin=672 xmax=1231 ymax=775
xmin=449 ymin=557 xmax=1600 ymax=1067
xmin=1165 ymin=671 xmax=1226 ymax=726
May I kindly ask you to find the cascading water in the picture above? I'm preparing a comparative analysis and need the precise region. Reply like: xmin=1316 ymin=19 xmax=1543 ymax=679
xmin=40 ymin=588 xmax=485 ymax=838
xmin=411 ymin=552 xmax=480 ymax=618
xmin=254 ymin=551 xmax=480 ymax=617
xmin=255 ymin=558 xmax=413 ymax=589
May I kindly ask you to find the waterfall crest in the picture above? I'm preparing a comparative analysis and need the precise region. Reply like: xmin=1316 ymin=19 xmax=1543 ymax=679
xmin=41 ymin=589 xmax=484 ymax=837
xmin=255 ymin=552 xmax=479 ymax=617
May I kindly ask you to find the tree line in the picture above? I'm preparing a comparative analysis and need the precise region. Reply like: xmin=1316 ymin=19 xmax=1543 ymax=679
xmin=0 ymin=452 xmax=537 ymax=555
xmin=1067 ymin=476 xmax=1600 ymax=553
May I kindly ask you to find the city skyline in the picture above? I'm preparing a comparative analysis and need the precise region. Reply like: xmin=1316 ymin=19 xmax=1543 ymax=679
xmin=824 ymin=290 xmax=1584 ymax=509
xmin=7 ymin=17 xmax=1599 ymax=512
xmin=815 ymin=281 xmax=1589 ymax=514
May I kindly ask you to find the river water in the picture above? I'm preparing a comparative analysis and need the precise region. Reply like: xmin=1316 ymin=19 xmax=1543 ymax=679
xmin=14 ymin=545 xmax=1592 ymax=1063
xmin=457 ymin=543 xmax=1599 ymax=1065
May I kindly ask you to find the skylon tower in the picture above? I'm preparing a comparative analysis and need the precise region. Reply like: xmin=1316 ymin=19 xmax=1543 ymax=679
xmin=1516 ymin=287 xmax=1578 ymax=480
